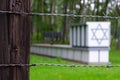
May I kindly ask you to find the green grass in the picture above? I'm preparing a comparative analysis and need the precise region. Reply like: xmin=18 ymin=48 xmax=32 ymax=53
xmin=110 ymin=41 xmax=120 ymax=64
xmin=30 ymin=44 xmax=120 ymax=80
xmin=110 ymin=49 xmax=120 ymax=64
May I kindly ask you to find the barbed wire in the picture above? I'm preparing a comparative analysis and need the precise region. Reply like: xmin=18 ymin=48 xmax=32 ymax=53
xmin=0 ymin=63 xmax=120 ymax=68
xmin=0 ymin=10 xmax=120 ymax=68
xmin=0 ymin=10 xmax=120 ymax=19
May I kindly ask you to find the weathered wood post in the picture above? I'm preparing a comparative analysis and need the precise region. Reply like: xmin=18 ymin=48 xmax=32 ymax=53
xmin=0 ymin=0 xmax=31 ymax=80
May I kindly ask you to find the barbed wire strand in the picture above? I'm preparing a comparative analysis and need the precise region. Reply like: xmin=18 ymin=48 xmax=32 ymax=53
xmin=0 ymin=10 xmax=120 ymax=19
xmin=0 ymin=63 xmax=120 ymax=68
xmin=0 ymin=10 xmax=120 ymax=68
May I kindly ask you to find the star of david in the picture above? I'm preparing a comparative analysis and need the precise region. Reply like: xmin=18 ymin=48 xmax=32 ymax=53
xmin=91 ymin=24 xmax=108 ymax=44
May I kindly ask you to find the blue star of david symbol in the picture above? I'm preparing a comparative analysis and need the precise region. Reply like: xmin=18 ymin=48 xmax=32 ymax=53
xmin=91 ymin=24 xmax=108 ymax=44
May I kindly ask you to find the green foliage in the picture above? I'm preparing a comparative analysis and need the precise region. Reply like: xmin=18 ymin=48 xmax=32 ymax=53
xmin=31 ymin=17 xmax=59 ymax=43
xmin=32 ymin=17 xmax=57 ymax=32
xmin=52 ymin=39 xmax=69 ymax=44
xmin=38 ymin=22 xmax=56 ymax=32
xmin=110 ymin=40 xmax=120 ymax=64
xmin=31 ymin=33 xmax=42 ymax=43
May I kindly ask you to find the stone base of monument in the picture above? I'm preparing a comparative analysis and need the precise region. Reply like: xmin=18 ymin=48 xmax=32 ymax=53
xmin=31 ymin=44 xmax=109 ymax=64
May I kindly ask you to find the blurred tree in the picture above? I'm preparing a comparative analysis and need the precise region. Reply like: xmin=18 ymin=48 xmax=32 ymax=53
xmin=116 ymin=3 xmax=120 ymax=50
xmin=62 ymin=0 xmax=68 ymax=43
xmin=31 ymin=0 xmax=120 ymax=46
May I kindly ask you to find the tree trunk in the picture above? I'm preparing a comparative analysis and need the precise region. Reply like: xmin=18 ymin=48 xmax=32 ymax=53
xmin=62 ymin=0 xmax=68 ymax=43
xmin=0 ymin=0 xmax=31 ymax=80
xmin=42 ymin=0 xmax=45 ymax=22
xmin=116 ymin=5 xmax=120 ymax=50
xmin=96 ymin=0 xmax=99 ymax=21
xmin=50 ymin=0 xmax=54 ymax=25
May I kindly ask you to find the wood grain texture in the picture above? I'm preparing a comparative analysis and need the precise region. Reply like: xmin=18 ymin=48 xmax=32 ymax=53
xmin=0 ymin=0 xmax=31 ymax=80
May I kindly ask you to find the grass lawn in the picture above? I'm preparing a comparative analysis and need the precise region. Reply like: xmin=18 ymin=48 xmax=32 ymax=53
xmin=30 ymin=44 xmax=120 ymax=80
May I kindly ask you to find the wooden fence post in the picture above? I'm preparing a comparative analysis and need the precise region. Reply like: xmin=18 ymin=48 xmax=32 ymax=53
xmin=0 ymin=0 xmax=31 ymax=80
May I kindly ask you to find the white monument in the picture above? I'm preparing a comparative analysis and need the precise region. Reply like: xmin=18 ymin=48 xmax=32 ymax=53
xmin=31 ymin=22 xmax=111 ymax=64
xmin=70 ymin=22 xmax=110 ymax=64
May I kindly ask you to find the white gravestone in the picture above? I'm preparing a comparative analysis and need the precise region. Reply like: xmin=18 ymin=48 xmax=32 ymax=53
xmin=70 ymin=22 xmax=110 ymax=64
xmin=86 ymin=22 xmax=110 ymax=47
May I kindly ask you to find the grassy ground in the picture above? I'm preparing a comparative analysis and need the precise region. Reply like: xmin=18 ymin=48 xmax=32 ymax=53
xmin=30 ymin=44 xmax=120 ymax=80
